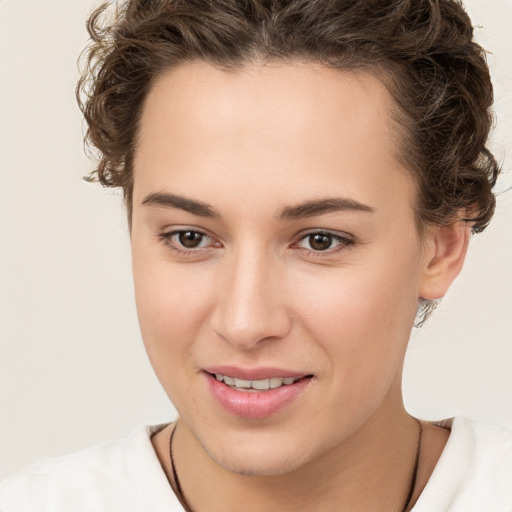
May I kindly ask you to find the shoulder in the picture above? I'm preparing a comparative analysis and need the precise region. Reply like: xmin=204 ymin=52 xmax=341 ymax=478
xmin=447 ymin=417 xmax=512 ymax=474
xmin=414 ymin=416 xmax=512 ymax=512
xmin=466 ymin=419 xmax=512 ymax=488
xmin=0 ymin=423 xmax=182 ymax=512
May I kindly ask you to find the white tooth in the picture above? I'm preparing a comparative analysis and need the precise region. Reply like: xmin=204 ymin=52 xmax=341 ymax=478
xmin=223 ymin=376 xmax=235 ymax=386
xmin=269 ymin=377 xmax=284 ymax=389
xmin=215 ymin=374 xmax=223 ymax=382
xmin=251 ymin=379 xmax=271 ymax=390
xmin=282 ymin=377 xmax=296 ymax=385
xmin=234 ymin=378 xmax=251 ymax=388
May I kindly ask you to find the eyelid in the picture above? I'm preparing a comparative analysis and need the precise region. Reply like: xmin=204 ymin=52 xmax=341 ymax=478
xmin=160 ymin=225 xmax=218 ymax=241
xmin=296 ymin=228 xmax=354 ymax=243
xmin=158 ymin=226 xmax=222 ymax=255
xmin=293 ymin=229 xmax=355 ymax=255
xmin=169 ymin=230 xmax=213 ymax=249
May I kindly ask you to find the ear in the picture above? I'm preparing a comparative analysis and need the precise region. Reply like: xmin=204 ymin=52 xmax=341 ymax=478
xmin=419 ymin=221 xmax=471 ymax=300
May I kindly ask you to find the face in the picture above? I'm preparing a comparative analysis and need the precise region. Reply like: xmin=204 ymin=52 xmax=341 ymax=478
xmin=131 ymin=61 xmax=429 ymax=476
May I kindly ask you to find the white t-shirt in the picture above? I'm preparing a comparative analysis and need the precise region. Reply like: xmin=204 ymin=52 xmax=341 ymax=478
xmin=1 ymin=417 xmax=511 ymax=511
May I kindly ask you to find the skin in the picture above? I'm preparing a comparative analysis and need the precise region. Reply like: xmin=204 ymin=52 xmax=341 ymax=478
xmin=131 ymin=61 xmax=469 ymax=511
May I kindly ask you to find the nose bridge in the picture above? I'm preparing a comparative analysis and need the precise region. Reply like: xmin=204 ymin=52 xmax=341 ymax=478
xmin=212 ymin=242 xmax=290 ymax=349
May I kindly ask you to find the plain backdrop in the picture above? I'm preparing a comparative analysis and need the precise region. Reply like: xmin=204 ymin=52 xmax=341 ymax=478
xmin=0 ymin=0 xmax=511 ymax=480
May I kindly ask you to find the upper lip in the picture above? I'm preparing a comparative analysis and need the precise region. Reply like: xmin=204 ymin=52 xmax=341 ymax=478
xmin=203 ymin=366 xmax=311 ymax=381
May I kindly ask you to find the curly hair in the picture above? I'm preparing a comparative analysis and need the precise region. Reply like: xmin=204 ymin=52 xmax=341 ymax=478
xmin=77 ymin=0 xmax=500 ymax=322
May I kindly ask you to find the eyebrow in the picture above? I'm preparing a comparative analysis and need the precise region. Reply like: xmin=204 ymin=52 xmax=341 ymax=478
xmin=141 ymin=192 xmax=220 ymax=218
xmin=277 ymin=197 xmax=376 ymax=220
xmin=141 ymin=192 xmax=376 ymax=220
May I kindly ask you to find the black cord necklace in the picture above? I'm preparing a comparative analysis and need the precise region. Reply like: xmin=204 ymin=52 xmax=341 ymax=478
xmin=168 ymin=420 xmax=423 ymax=512
xmin=401 ymin=419 xmax=424 ymax=512
xmin=169 ymin=425 xmax=193 ymax=512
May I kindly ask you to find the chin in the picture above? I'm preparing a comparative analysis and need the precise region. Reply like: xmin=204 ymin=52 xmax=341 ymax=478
xmin=208 ymin=448 xmax=308 ymax=477
xmin=196 ymin=429 xmax=315 ymax=477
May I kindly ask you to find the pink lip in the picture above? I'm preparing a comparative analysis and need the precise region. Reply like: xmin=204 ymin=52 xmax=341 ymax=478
xmin=203 ymin=370 xmax=312 ymax=419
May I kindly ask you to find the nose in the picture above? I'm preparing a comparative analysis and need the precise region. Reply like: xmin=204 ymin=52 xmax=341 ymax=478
xmin=210 ymin=247 xmax=292 ymax=350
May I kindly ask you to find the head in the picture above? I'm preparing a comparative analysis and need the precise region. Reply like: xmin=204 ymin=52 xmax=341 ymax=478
xmin=78 ymin=0 xmax=499 ymax=475
xmin=78 ymin=0 xmax=499 ymax=324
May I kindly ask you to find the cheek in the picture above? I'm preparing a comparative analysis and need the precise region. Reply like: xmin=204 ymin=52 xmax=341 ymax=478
xmin=132 ymin=262 xmax=218 ymax=415
xmin=291 ymin=251 xmax=420 ymax=380
xmin=132 ymin=250 xmax=216 ymax=370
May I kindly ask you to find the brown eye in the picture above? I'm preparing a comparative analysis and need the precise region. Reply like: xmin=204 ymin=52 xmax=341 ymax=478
xmin=160 ymin=229 xmax=219 ymax=255
xmin=295 ymin=231 xmax=353 ymax=254
xmin=308 ymin=233 xmax=333 ymax=251
xmin=178 ymin=231 xmax=205 ymax=248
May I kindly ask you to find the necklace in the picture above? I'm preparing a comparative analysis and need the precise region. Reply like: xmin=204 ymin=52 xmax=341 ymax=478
xmin=169 ymin=425 xmax=193 ymax=512
xmin=401 ymin=418 xmax=423 ymax=512
xmin=168 ymin=419 xmax=423 ymax=512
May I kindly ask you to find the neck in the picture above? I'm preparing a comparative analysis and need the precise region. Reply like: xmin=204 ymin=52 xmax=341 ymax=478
xmin=168 ymin=399 xmax=421 ymax=512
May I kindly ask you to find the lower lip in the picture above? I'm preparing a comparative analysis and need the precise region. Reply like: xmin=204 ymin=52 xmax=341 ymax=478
xmin=205 ymin=373 xmax=311 ymax=419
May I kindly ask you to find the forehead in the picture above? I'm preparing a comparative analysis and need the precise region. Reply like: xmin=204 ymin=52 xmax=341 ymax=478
xmin=133 ymin=60 xmax=413 ymax=217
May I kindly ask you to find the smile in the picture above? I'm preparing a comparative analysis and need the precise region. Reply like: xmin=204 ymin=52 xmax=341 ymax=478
xmin=204 ymin=369 xmax=313 ymax=419
xmin=213 ymin=373 xmax=302 ymax=391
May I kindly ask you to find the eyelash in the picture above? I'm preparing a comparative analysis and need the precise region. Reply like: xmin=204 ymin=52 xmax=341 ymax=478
xmin=158 ymin=230 xmax=218 ymax=256
xmin=294 ymin=231 xmax=354 ymax=257
xmin=158 ymin=229 xmax=354 ymax=257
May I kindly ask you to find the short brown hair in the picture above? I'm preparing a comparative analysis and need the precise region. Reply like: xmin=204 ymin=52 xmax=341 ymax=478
xmin=78 ymin=0 xmax=500 ymax=325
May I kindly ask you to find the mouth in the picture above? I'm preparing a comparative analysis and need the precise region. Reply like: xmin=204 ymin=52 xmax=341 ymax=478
xmin=209 ymin=372 xmax=308 ymax=391
xmin=203 ymin=368 xmax=314 ymax=419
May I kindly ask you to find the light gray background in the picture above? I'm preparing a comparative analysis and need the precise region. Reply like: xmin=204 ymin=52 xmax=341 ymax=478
xmin=0 ymin=0 xmax=511 ymax=480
